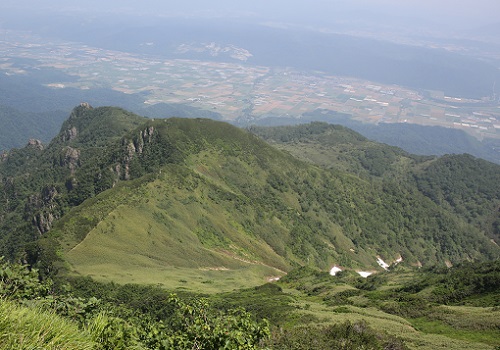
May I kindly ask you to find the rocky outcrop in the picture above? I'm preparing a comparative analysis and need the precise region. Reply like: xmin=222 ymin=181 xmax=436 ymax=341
xmin=60 ymin=147 xmax=81 ymax=174
xmin=60 ymin=102 xmax=93 ymax=142
xmin=123 ymin=141 xmax=136 ymax=180
xmin=26 ymin=139 xmax=44 ymax=151
xmin=42 ymin=186 xmax=58 ymax=203
xmin=61 ymin=126 xmax=78 ymax=142
xmin=119 ymin=125 xmax=156 ymax=180
xmin=25 ymin=186 xmax=58 ymax=212
xmin=25 ymin=185 xmax=60 ymax=235
xmin=133 ymin=126 xmax=155 ymax=155
xmin=33 ymin=212 xmax=55 ymax=235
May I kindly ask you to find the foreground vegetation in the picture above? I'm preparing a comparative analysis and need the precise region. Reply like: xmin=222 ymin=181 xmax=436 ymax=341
xmin=0 ymin=257 xmax=270 ymax=349
xmin=1 ymin=258 xmax=498 ymax=349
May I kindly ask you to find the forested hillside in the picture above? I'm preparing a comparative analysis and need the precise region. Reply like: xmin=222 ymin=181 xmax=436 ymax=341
xmin=0 ymin=104 xmax=68 ymax=151
xmin=252 ymin=122 xmax=500 ymax=257
xmin=252 ymin=110 xmax=500 ymax=164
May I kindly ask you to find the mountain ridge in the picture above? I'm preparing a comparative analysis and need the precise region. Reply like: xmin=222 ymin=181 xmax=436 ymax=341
xmin=0 ymin=105 xmax=498 ymax=290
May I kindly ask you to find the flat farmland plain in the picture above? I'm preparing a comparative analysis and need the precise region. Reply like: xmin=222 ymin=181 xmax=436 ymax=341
xmin=2 ymin=33 xmax=499 ymax=140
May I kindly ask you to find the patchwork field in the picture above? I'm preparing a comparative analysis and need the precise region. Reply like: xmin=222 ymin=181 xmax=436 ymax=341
xmin=2 ymin=33 xmax=499 ymax=141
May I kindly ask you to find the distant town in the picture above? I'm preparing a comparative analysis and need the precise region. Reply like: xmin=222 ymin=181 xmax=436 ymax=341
xmin=1 ymin=31 xmax=499 ymax=141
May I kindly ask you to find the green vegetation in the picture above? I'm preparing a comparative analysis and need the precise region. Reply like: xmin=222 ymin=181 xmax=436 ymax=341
xmin=266 ymin=321 xmax=407 ymax=350
xmin=0 ymin=258 xmax=270 ymax=349
xmin=2 ymin=256 xmax=498 ymax=349
xmin=1 ymin=109 xmax=499 ymax=280
xmin=0 ymin=299 xmax=95 ymax=350
xmin=0 ymin=106 xmax=499 ymax=348
xmin=285 ymin=109 xmax=500 ymax=165
xmin=251 ymin=122 xmax=500 ymax=262
xmin=413 ymin=154 xmax=500 ymax=242
xmin=51 ymin=118 xmax=497 ymax=286
xmin=277 ymin=262 xmax=500 ymax=349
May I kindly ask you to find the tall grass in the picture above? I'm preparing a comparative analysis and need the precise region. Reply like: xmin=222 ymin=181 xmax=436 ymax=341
xmin=0 ymin=299 xmax=95 ymax=350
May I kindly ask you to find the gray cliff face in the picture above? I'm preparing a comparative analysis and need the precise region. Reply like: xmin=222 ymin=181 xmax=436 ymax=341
xmin=120 ymin=125 xmax=156 ymax=180
xmin=61 ymin=126 xmax=78 ymax=142
xmin=33 ymin=212 xmax=55 ymax=235
xmin=26 ymin=185 xmax=60 ymax=235
xmin=133 ymin=126 xmax=155 ymax=156
xmin=61 ymin=146 xmax=81 ymax=175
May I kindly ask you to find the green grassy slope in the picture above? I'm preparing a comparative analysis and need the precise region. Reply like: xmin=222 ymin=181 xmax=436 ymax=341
xmin=52 ymin=117 xmax=499 ymax=290
xmin=261 ymin=261 xmax=500 ymax=349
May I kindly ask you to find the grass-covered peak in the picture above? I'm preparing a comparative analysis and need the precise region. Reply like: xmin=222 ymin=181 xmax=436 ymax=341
xmin=57 ymin=104 xmax=147 ymax=147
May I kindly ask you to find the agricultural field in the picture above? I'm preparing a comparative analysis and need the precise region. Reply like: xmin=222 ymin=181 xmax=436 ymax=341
xmin=2 ymin=31 xmax=499 ymax=141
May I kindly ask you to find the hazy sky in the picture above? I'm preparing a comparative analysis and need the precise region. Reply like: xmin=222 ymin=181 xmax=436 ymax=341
xmin=4 ymin=0 xmax=500 ymax=26
xmin=0 ymin=0 xmax=500 ymax=36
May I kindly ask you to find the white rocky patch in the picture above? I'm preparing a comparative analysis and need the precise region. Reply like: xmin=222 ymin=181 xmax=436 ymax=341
xmin=329 ymin=266 xmax=343 ymax=276
xmin=357 ymin=271 xmax=373 ymax=278
xmin=376 ymin=257 xmax=390 ymax=270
